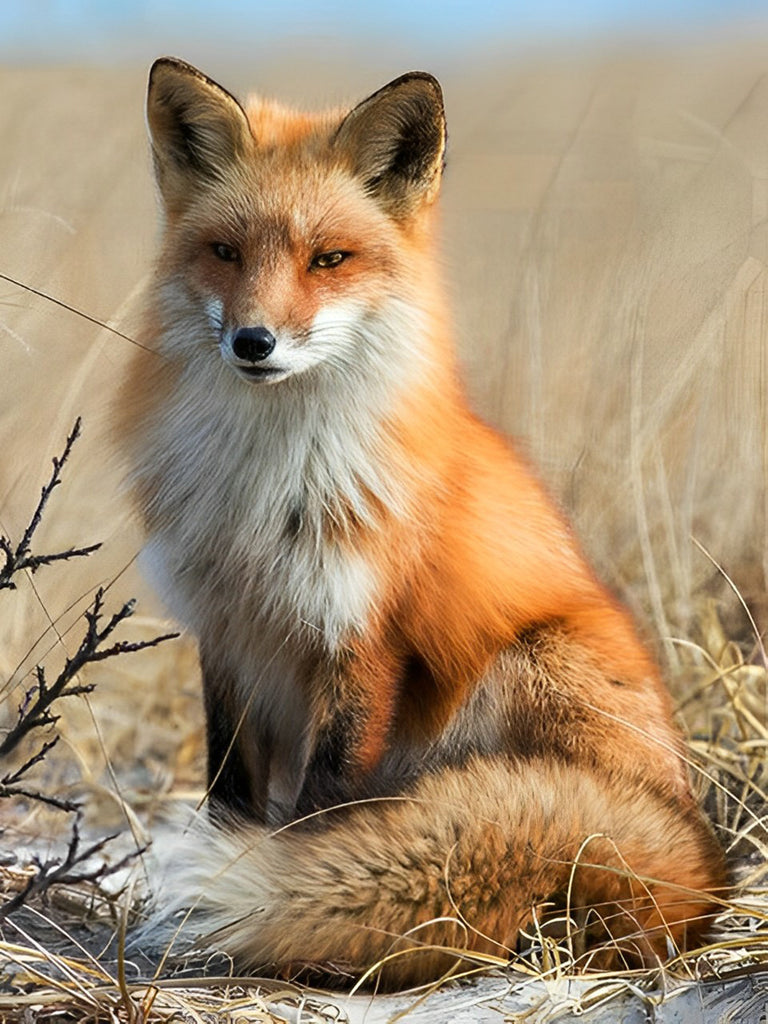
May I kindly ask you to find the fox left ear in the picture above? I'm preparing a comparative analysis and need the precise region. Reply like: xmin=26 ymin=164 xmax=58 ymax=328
xmin=334 ymin=72 xmax=446 ymax=217
xmin=146 ymin=57 xmax=253 ymax=214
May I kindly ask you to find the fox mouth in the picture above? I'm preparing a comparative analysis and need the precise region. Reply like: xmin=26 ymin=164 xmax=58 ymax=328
xmin=231 ymin=363 xmax=287 ymax=383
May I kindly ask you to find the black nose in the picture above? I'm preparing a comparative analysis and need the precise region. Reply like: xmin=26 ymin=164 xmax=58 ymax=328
xmin=232 ymin=326 xmax=276 ymax=362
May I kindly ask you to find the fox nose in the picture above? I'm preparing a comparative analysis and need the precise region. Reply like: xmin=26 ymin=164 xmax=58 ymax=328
xmin=232 ymin=326 xmax=276 ymax=362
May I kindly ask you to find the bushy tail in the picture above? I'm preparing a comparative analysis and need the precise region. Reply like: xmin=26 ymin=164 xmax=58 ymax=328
xmin=142 ymin=757 xmax=725 ymax=989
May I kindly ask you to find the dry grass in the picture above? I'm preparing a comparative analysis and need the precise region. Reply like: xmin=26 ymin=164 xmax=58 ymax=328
xmin=1 ymin=35 xmax=768 ymax=1023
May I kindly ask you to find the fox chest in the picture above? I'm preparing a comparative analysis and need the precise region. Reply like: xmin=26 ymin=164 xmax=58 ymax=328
xmin=142 ymin=476 xmax=379 ymax=659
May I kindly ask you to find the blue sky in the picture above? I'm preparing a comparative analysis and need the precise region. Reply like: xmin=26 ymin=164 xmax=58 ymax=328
xmin=2 ymin=0 xmax=767 ymax=60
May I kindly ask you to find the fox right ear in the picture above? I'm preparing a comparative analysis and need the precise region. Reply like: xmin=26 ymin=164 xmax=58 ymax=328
xmin=334 ymin=72 xmax=446 ymax=218
xmin=146 ymin=58 xmax=252 ymax=213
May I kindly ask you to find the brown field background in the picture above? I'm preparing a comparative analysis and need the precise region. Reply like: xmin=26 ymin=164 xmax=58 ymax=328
xmin=1 ymin=34 xmax=767 ymax=860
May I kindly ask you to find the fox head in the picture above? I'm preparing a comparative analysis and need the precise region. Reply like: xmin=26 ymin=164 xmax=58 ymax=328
xmin=146 ymin=58 xmax=446 ymax=386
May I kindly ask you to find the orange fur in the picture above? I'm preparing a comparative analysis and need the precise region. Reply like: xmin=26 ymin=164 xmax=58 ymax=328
xmin=121 ymin=59 xmax=727 ymax=987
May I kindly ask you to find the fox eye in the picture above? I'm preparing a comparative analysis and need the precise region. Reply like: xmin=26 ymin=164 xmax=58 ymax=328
xmin=211 ymin=242 xmax=239 ymax=263
xmin=311 ymin=250 xmax=347 ymax=270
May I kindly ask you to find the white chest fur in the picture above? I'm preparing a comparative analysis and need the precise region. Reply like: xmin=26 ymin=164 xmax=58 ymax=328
xmin=137 ymin=368 xmax=395 ymax=821
xmin=136 ymin=357 xmax=408 ymax=660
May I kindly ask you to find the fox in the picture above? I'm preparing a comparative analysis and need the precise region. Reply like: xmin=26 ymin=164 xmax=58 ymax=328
xmin=119 ymin=57 xmax=727 ymax=988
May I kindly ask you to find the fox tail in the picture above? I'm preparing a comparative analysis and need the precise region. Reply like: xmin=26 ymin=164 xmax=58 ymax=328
xmin=141 ymin=757 xmax=725 ymax=989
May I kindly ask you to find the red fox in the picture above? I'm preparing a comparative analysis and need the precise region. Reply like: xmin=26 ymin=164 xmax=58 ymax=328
xmin=119 ymin=57 xmax=726 ymax=987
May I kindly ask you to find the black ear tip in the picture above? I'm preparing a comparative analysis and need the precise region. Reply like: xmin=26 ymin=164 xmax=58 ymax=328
xmin=390 ymin=70 xmax=440 ymax=85
xmin=414 ymin=71 xmax=442 ymax=93
xmin=148 ymin=56 xmax=207 ymax=91
xmin=149 ymin=57 xmax=181 ymax=93
xmin=150 ymin=56 xmax=182 ymax=78
xmin=388 ymin=71 xmax=443 ymax=104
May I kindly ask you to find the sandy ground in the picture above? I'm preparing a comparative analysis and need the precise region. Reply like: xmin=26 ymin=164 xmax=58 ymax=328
xmin=1 ymin=33 xmax=767 ymax=1024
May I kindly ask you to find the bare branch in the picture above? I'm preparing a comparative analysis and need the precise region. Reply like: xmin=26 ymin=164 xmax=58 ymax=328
xmin=0 ymin=419 xmax=175 ymax=921
xmin=1 ymin=736 xmax=59 ymax=786
xmin=0 ymin=418 xmax=102 ymax=591
xmin=0 ymin=588 xmax=178 ymax=758
xmin=0 ymin=784 xmax=80 ymax=814
xmin=0 ymin=813 xmax=146 ymax=921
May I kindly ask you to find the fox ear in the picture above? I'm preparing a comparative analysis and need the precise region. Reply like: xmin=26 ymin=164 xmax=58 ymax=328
xmin=334 ymin=72 xmax=446 ymax=217
xmin=147 ymin=57 xmax=252 ymax=212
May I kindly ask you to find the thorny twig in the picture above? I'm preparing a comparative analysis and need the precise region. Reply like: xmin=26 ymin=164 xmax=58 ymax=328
xmin=0 ymin=417 xmax=101 ymax=590
xmin=0 ymin=419 xmax=176 ymax=923
xmin=1 ymin=735 xmax=58 ymax=784
xmin=0 ymin=812 xmax=145 ymax=921
xmin=0 ymin=736 xmax=80 ymax=812
xmin=0 ymin=587 xmax=178 ymax=758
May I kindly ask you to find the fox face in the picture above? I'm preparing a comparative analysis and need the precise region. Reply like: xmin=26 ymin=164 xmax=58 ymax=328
xmin=146 ymin=59 xmax=446 ymax=386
